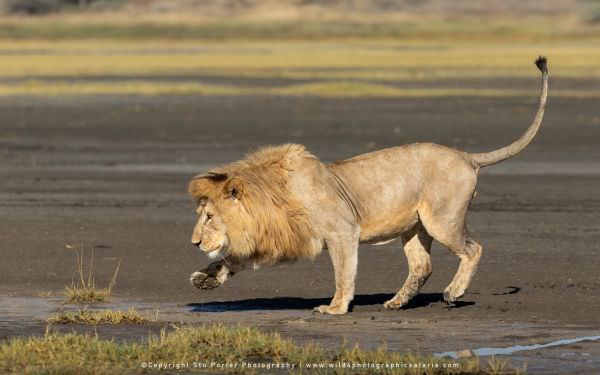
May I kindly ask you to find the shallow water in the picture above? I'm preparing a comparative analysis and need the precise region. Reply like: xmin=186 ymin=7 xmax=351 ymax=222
xmin=435 ymin=335 xmax=600 ymax=359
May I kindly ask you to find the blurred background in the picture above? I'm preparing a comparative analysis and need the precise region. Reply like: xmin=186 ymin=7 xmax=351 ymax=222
xmin=1 ymin=0 xmax=600 ymax=166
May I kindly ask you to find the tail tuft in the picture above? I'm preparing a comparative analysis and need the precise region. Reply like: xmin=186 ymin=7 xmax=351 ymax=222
xmin=535 ymin=55 xmax=548 ymax=74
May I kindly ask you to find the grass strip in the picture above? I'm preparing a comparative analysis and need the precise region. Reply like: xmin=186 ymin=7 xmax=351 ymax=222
xmin=0 ymin=324 xmax=518 ymax=374
xmin=2 ymin=80 xmax=600 ymax=98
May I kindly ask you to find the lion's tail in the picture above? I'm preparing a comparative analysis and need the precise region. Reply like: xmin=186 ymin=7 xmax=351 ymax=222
xmin=469 ymin=56 xmax=548 ymax=168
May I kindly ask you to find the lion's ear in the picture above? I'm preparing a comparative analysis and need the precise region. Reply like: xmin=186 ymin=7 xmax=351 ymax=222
xmin=224 ymin=177 xmax=244 ymax=201
xmin=188 ymin=172 xmax=228 ymax=198
xmin=192 ymin=172 xmax=228 ymax=181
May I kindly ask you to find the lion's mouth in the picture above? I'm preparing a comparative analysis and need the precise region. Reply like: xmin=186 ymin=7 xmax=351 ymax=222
xmin=200 ymin=238 xmax=228 ymax=259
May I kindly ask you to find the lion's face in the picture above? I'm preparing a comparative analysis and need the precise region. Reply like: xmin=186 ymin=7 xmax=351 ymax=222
xmin=189 ymin=174 xmax=251 ymax=260
xmin=191 ymin=198 xmax=229 ymax=258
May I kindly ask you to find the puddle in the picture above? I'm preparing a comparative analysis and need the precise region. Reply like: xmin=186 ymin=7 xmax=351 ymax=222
xmin=435 ymin=335 xmax=600 ymax=359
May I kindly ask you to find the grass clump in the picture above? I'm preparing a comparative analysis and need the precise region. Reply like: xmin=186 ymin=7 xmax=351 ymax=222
xmin=48 ymin=307 xmax=150 ymax=325
xmin=0 ymin=324 xmax=520 ymax=374
xmin=64 ymin=243 xmax=121 ymax=303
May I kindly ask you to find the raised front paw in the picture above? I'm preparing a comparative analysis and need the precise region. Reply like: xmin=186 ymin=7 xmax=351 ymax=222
xmin=189 ymin=271 xmax=222 ymax=290
xmin=313 ymin=304 xmax=348 ymax=315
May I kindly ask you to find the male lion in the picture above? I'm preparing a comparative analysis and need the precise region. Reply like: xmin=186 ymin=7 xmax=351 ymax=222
xmin=188 ymin=57 xmax=548 ymax=315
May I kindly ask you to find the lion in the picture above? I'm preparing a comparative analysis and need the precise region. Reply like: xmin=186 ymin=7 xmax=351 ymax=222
xmin=187 ymin=56 xmax=548 ymax=315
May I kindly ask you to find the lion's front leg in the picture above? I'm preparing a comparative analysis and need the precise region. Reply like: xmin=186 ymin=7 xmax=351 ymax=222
xmin=314 ymin=229 xmax=359 ymax=315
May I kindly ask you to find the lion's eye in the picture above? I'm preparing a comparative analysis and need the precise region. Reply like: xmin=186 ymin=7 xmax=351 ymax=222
xmin=206 ymin=213 xmax=213 ymax=222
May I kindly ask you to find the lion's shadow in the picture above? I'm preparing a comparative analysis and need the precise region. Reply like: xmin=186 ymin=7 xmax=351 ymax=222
xmin=188 ymin=293 xmax=474 ymax=312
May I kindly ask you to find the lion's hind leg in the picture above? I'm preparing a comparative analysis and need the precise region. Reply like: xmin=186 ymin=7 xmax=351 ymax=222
xmin=441 ymin=236 xmax=482 ymax=304
xmin=417 ymin=172 xmax=482 ymax=304
xmin=418 ymin=202 xmax=482 ymax=304
xmin=384 ymin=223 xmax=433 ymax=309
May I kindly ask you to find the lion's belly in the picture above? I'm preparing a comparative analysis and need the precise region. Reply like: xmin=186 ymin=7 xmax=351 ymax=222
xmin=358 ymin=207 xmax=419 ymax=244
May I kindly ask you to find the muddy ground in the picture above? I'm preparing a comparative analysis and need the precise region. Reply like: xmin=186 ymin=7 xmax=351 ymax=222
xmin=1 ymin=80 xmax=599 ymax=373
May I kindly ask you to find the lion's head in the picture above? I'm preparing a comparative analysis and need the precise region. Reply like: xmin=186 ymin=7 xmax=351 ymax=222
xmin=188 ymin=144 xmax=322 ymax=268
xmin=188 ymin=171 xmax=252 ymax=260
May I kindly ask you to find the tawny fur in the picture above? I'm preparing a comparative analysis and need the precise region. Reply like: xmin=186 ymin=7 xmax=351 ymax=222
xmin=188 ymin=56 xmax=549 ymax=315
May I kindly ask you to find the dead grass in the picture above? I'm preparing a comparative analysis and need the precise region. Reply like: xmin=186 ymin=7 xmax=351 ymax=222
xmin=0 ymin=324 xmax=522 ymax=374
xmin=486 ymin=356 xmax=513 ymax=374
xmin=47 ymin=307 xmax=151 ymax=325
xmin=64 ymin=243 xmax=121 ymax=303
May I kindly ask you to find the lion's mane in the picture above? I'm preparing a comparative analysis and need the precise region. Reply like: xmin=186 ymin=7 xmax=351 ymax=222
xmin=189 ymin=144 xmax=322 ymax=264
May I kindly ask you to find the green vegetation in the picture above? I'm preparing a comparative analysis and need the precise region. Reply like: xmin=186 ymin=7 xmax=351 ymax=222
xmin=48 ymin=307 xmax=151 ymax=325
xmin=64 ymin=244 xmax=121 ymax=303
xmin=0 ymin=324 xmax=520 ymax=374
xmin=0 ymin=18 xmax=597 ymax=41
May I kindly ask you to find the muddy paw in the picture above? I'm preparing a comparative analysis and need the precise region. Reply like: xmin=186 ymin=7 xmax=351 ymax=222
xmin=189 ymin=271 xmax=222 ymax=290
xmin=313 ymin=305 xmax=347 ymax=315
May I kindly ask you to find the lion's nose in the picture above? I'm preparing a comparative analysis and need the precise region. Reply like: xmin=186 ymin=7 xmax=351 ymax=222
xmin=192 ymin=240 xmax=202 ymax=247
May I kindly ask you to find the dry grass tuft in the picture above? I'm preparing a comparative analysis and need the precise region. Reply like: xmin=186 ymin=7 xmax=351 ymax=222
xmin=64 ymin=243 xmax=121 ymax=303
xmin=47 ymin=307 xmax=150 ymax=325
xmin=486 ymin=356 xmax=520 ymax=375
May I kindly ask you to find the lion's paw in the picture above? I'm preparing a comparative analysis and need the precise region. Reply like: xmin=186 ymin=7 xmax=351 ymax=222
xmin=443 ymin=289 xmax=464 ymax=305
xmin=313 ymin=305 xmax=347 ymax=315
xmin=190 ymin=271 xmax=221 ymax=290
xmin=383 ymin=298 xmax=406 ymax=310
